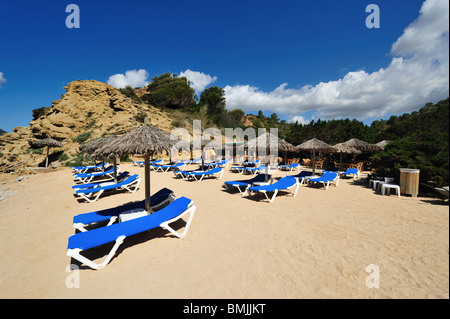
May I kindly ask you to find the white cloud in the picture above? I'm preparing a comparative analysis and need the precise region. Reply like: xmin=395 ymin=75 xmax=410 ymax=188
xmin=288 ymin=115 xmax=310 ymax=125
xmin=224 ymin=0 xmax=449 ymax=121
xmin=391 ymin=0 xmax=449 ymax=58
xmin=107 ymin=69 xmax=149 ymax=89
xmin=179 ymin=69 xmax=217 ymax=92
xmin=0 ymin=72 xmax=6 ymax=88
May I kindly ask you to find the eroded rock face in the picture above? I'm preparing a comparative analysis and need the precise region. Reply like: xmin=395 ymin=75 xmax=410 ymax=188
xmin=0 ymin=80 xmax=173 ymax=173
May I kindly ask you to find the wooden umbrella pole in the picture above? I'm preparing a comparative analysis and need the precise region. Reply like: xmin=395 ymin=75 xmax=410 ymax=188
xmin=113 ymin=156 xmax=118 ymax=184
xmin=144 ymin=152 xmax=151 ymax=213
xmin=312 ymin=149 xmax=316 ymax=175
xmin=201 ymin=147 xmax=205 ymax=171
xmin=45 ymin=146 xmax=50 ymax=168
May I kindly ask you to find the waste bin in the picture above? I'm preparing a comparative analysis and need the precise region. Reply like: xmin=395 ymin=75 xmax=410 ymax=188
xmin=399 ymin=168 xmax=420 ymax=197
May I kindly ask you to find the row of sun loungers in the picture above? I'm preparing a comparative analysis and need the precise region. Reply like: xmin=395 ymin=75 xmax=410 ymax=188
xmin=65 ymin=162 xmax=359 ymax=270
xmin=223 ymin=170 xmax=342 ymax=202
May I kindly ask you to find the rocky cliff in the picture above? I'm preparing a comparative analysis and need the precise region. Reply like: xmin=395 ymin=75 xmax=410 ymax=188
xmin=0 ymin=80 xmax=173 ymax=174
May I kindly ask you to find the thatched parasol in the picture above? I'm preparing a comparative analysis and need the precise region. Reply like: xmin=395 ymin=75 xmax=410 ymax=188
xmin=296 ymin=138 xmax=337 ymax=174
xmin=80 ymin=137 xmax=110 ymax=155
xmin=337 ymin=138 xmax=381 ymax=169
xmin=333 ymin=142 xmax=362 ymax=171
xmin=31 ymin=137 xmax=63 ymax=168
xmin=94 ymin=121 xmax=178 ymax=213
xmin=340 ymin=138 xmax=381 ymax=152
xmin=85 ymin=135 xmax=120 ymax=180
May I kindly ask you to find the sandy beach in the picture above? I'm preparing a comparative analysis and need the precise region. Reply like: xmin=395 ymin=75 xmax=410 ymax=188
xmin=0 ymin=163 xmax=448 ymax=299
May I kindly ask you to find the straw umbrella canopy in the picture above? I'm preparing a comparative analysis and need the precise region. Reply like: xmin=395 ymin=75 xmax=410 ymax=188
xmin=93 ymin=122 xmax=178 ymax=213
xmin=79 ymin=136 xmax=111 ymax=155
xmin=84 ymin=135 xmax=119 ymax=178
xmin=337 ymin=138 xmax=381 ymax=169
xmin=340 ymin=138 xmax=381 ymax=152
xmin=296 ymin=138 xmax=337 ymax=174
xmin=31 ymin=137 xmax=63 ymax=168
xmin=333 ymin=142 xmax=362 ymax=171
xmin=80 ymin=136 xmax=110 ymax=170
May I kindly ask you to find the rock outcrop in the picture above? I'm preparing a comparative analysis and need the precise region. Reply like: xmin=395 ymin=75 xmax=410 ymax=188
xmin=0 ymin=80 xmax=173 ymax=173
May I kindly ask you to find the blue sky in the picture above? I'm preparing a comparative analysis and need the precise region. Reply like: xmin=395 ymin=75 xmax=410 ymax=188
xmin=0 ymin=0 xmax=448 ymax=132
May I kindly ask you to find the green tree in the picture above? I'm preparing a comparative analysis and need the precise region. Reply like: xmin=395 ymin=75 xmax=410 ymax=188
xmin=370 ymin=98 xmax=449 ymax=187
xmin=200 ymin=86 xmax=226 ymax=118
xmin=119 ymin=85 xmax=142 ymax=103
xmin=142 ymin=72 xmax=196 ymax=111
xmin=229 ymin=109 xmax=245 ymax=123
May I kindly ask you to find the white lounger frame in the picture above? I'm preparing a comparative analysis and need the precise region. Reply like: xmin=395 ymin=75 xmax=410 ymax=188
xmin=157 ymin=163 xmax=186 ymax=173
xmin=74 ymin=168 xmax=120 ymax=184
xmin=77 ymin=177 xmax=141 ymax=203
xmin=308 ymin=176 xmax=339 ymax=190
xmin=249 ymin=181 xmax=299 ymax=203
xmin=188 ymin=168 xmax=224 ymax=182
xmin=67 ymin=203 xmax=197 ymax=270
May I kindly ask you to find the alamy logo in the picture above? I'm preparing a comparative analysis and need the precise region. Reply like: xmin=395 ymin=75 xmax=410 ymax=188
xmin=365 ymin=4 xmax=380 ymax=29
xmin=66 ymin=264 xmax=80 ymax=288
xmin=365 ymin=264 xmax=380 ymax=288
xmin=65 ymin=4 xmax=80 ymax=29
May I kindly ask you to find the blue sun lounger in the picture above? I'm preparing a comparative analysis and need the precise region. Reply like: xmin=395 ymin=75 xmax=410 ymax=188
xmin=340 ymin=168 xmax=360 ymax=179
xmin=71 ymin=162 xmax=106 ymax=173
xmin=242 ymin=165 xmax=266 ymax=175
xmin=308 ymin=172 xmax=339 ymax=190
xmin=230 ymin=165 xmax=246 ymax=173
xmin=224 ymin=174 xmax=273 ymax=195
xmin=183 ymin=167 xmax=224 ymax=182
xmin=73 ymin=166 xmax=118 ymax=183
xmin=67 ymin=196 xmax=196 ymax=270
xmin=204 ymin=159 xmax=231 ymax=169
xmin=279 ymin=163 xmax=300 ymax=171
xmin=247 ymin=176 xmax=299 ymax=203
xmin=72 ymin=171 xmax=130 ymax=190
xmin=75 ymin=174 xmax=141 ymax=203
xmin=133 ymin=160 xmax=163 ymax=166
xmin=173 ymin=167 xmax=204 ymax=179
xmin=72 ymin=188 xmax=175 ymax=232
xmin=187 ymin=158 xmax=201 ymax=164
xmin=288 ymin=170 xmax=313 ymax=184
xmin=156 ymin=162 xmax=186 ymax=172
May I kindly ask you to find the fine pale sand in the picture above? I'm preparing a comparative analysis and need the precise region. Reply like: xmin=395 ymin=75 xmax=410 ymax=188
xmin=0 ymin=163 xmax=448 ymax=299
